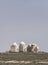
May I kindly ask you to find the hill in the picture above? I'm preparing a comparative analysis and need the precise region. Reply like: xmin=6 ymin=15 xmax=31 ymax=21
xmin=0 ymin=52 xmax=48 ymax=65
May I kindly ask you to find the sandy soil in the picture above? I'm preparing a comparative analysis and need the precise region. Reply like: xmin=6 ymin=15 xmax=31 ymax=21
xmin=0 ymin=60 xmax=48 ymax=64
xmin=0 ymin=60 xmax=32 ymax=64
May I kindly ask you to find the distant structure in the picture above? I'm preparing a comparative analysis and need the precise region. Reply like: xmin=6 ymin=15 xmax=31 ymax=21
xmin=19 ymin=41 xmax=26 ymax=52
xmin=27 ymin=44 xmax=31 ymax=52
xmin=9 ymin=42 xmax=18 ymax=52
xmin=9 ymin=41 xmax=40 ymax=53
xmin=27 ymin=42 xmax=40 ymax=53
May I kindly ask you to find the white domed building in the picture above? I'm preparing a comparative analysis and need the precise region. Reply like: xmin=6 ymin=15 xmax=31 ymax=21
xmin=19 ymin=41 xmax=26 ymax=52
xmin=31 ymin=42 xmax=40 ymax=53
xmin=9 ymin=42 xmax=18 ymax=52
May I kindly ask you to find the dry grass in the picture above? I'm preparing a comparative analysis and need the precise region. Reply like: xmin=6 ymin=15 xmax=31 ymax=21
xmin=0 ymin=52 xmax=48 ymax=65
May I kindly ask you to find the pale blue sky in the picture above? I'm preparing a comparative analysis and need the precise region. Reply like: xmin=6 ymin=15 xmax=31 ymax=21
xmin=0 ymin=0 xmax=48 ymax=52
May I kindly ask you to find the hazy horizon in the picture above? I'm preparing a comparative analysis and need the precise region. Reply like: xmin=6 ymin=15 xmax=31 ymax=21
xmin=0 ymin=0 xmax=48 ymax=52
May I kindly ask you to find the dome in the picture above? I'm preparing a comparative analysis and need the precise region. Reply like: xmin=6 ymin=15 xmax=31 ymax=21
xmin=19 ymin=41 xmax=26 ymax=52
xmin=31 ymin=43 xmax=37 ymax=47
xmin=20 ymin=41 xmax=25 ymax=45
xmin=12 ymin=42 xmax=17 ymax=46
xmin=9 ymin=42 xmax=18 ymax=52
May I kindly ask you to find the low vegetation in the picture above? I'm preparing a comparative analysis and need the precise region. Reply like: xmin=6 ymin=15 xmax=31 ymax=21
xmin=0 ymin=52 xmax=48 ymax=65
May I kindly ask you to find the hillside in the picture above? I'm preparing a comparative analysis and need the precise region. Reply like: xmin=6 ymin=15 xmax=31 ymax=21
xmin=0 ymin=52 xmax=48 ymax=65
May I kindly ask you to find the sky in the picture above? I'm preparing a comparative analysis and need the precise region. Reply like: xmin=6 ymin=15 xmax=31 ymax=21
xmin=0 ymin=0 xmax=48 ymax=52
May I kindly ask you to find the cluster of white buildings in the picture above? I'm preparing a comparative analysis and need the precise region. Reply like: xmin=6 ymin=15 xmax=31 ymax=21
xmin=9 ymin=41 xmax=40 ymax=53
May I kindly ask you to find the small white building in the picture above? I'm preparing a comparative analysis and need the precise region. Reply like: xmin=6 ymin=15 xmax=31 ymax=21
xmin=9 ymin=42 xmax=18 ymax=52
xmin=27 ymin=42 xmax=40 ymax=53
xmin=19 ymin=41 xmax=26 ymax=52
xmin=31 ymin=43 xmax=40 ymax=53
